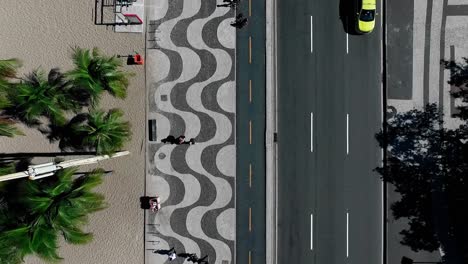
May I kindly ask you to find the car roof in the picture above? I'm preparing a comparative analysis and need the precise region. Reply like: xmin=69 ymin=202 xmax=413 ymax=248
xmin=362 ymin=0 xmax=376 ymax=10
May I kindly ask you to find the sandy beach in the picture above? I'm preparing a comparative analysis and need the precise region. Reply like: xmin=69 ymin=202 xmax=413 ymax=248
xmin=0 ymin=0 xmax=146 ymax=263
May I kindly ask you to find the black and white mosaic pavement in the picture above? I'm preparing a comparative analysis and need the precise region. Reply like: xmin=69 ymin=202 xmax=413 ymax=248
xmin=145 ymin=0 xmax=236 ymax=263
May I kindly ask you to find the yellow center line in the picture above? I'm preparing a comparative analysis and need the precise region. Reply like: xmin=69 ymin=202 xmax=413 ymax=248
xmin=249 ymin=37 xmax=252 ymax=64
xmin=249 ymin=207 xmax=252 ymax=232
xmin=249 ymin=121 xmax=252 ymax=144
xmin=249 ymin=250 xmax=252 ymax=264
xmin=249 ymin=163 xmax=252 ymax=188
xmin=249 ymin=80 xmax=252 ymax=103
xmin=249 ymin=0 xmax=252 ymax=16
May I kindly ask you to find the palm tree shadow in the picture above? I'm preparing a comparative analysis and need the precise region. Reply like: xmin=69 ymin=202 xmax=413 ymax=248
xmin=38 ymin=113 xmax=91 ymax=152
xmin=339 ymin=0 xmax=360 ymax=35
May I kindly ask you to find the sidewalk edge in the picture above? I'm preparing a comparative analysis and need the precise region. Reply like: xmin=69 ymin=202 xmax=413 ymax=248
xmin=265 ymin=0 xmax=277 ymax=262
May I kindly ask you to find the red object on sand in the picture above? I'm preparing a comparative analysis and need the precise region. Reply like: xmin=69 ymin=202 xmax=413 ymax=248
xmin=133 ymin=54 xmax=144 ymax=65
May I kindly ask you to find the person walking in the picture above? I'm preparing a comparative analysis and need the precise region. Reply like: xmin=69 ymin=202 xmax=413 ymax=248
xmin=187 ymin=254 xmax=199 ymax=263
xmin=149 ymin=196 xmax=161 ymax=212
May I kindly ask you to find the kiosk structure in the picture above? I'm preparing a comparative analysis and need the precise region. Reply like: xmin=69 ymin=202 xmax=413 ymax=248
xmin=94 ymin=0 xmax=143 ymax=30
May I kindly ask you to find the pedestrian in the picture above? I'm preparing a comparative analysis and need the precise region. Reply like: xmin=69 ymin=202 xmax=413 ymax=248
xmin=187 ymin=254 xmax=199 ymax=263
xmin=181 ymin=138 xmax=195 ymax=145
xmin=153 ymin=247 xmax=177 ymax=261
xmin=177 ymin=135 xmax=186 ymax=144
xmin=168 ymin=250 xmax=177 ymax=261
xmin=175 ymin=135 xmax=196 ymax=145
xmin=149 ymin=196 xmax=161 ymax=212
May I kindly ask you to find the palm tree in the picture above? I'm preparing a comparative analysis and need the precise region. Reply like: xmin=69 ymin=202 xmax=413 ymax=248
xmin=5 ymin=68 xmax=80 ymax=126
xmin=0 ymin=167 xmax=107 ymax=263
xmin=0 ymin=59 xmax=24 ymax=137
xmin=67 ymin=47 xmax=133 ymax=107
xmin=55 ymin=109 xmax=131 ymax=155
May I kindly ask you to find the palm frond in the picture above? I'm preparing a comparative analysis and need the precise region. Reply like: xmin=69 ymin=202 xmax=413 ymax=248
xmin=0 ymin=166 xmax=108 ymax=261
xmin=60 ymin=226 xmax=93 ymax=245
xmin=26 ymin=196 xmax=53 ymax=215
xmin=6 ymin=68 xmax=78 ymax=126
xmin=0 ymin=120 xmax=24 ymax=137
xmin=30 ymin=225 xmax=62 ymax=262
xmin=0 ymin=59 xmax=21 ymax=79
xmin=67 ymin=47 xmax=133 ymax=105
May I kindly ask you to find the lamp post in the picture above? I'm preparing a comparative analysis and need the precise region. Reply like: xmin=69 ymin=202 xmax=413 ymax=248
xmin=0 ymin=151 xmax=130 ymax=182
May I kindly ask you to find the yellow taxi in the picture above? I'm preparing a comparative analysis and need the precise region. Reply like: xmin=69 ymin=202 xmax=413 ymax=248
xmin=357 ymin=0 xmax=376 ymax=33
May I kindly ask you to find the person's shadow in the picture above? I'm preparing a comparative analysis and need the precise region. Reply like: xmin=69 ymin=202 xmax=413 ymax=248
xmin=140 ymin=196 xmax=152 ymax=209
xmin=339 ymin=0 xmax=360 ymax=35
xmin=161 ymin=135 xmax=177 ymax=144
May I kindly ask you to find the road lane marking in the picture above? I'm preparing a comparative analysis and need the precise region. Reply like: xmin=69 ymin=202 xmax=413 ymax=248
xmin=346 ymin=114 xmax=349 ymax=154
xmin=310 ymin=16 xmax=313 ymax=53
xmin=310 ymin=112 xmax=314 ymax=152
xmin=249 ymin=80 xmax=252 ymax=103
xmin=249 ymin=250 xmax=252 ymax=264
xmin=249 ymin=163 xmax=252 ymax=188
xmin=249 ymin=0 xmax=251 ymax=16
xmin=346 ymin=33 xmax=349 ymax=54
xmin=249 ymin=121 xmax=252 ymax=144
xmin=346 ymin=211 xmax=349 ymax=257
xmin=249 ymin=207 xmax=252 ymax=231
xmin=311 ymin=213 xmax=314 ymax=250
xmin=249 ymin=37 xmax=252 ymax=64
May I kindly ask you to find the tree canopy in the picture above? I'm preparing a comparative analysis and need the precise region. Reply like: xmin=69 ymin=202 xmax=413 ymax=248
xmin=0 ymin=167 xmax=107 ymax=263
xmin=377 ymin=59 xmax=468 ymax=264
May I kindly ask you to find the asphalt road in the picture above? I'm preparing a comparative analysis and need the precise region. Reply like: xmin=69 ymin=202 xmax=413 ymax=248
xmin=277 ymin=0 xmax=383 ymax=263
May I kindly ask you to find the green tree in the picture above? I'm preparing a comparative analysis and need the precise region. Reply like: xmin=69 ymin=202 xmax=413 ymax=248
xmin=443 ymin=58 xmax=468 ymax=120
xmin=67 ymin=47 xmax=133 ymax=107
xmin=377 ymin=104 xmax=443 ymax=252
xmin=0 ymin=59 xmax=24 ymax=137
xmin=377 ymin=104 xmax=468 ymax=263
xmin=5 ymin=69 xmax=80 ymax=126
xmin=0 ymin=167 xmax=107 ymax=263
xmin=53 ymin=109 xmax=131 ymax=155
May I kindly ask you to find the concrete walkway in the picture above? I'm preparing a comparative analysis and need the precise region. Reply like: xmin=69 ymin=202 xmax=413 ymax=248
xmin=386 ymin=1 xmax=468 ymax=263
xmin=144 ymin=0 xmax=236 ymax=263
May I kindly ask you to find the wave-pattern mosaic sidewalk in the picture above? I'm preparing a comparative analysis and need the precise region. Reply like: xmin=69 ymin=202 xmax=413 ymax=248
xmin=145 ymin=0 xmax=236 ymax=263
xmin=387 ymin=0 xmax=468 ymax=128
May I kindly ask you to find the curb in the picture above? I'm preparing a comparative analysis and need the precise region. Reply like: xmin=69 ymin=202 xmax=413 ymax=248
xmin=265 ymin=0 xmax=277 ymax=262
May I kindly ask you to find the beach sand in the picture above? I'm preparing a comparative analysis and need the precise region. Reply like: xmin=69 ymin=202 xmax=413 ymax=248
xmin=0 ymin=0 xmax=146 ymax=263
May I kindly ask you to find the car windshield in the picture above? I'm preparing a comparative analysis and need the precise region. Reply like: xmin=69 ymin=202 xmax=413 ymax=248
xmin=360 ymin=9 xmax=375 ymax=22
